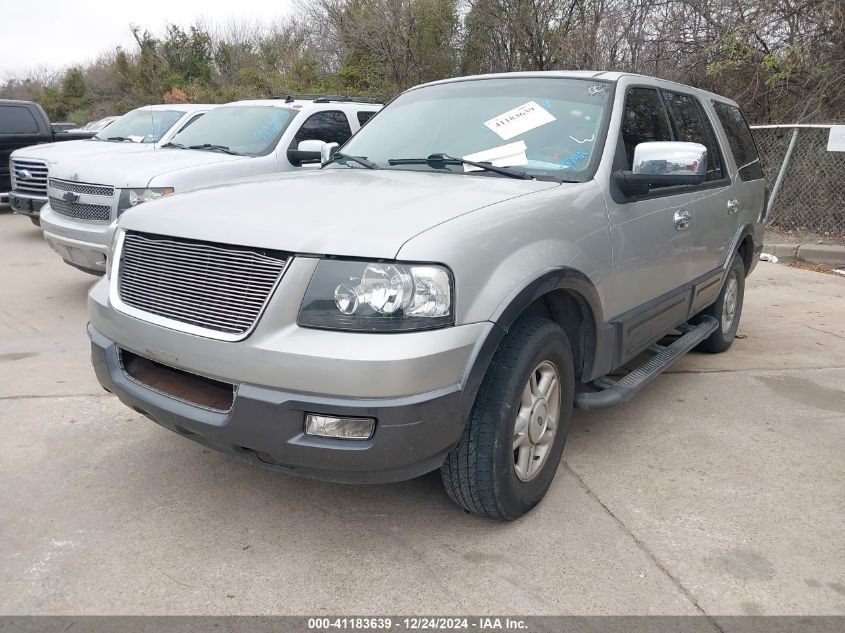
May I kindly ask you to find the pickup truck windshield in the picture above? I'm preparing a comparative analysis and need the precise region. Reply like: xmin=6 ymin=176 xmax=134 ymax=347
xmin=94 ymin=109 xmax=183 ymax=143
xmin=341 ymin=77 xmax=612 ymax=181
xmin=168 ymin=106 xmax=296 ymax=157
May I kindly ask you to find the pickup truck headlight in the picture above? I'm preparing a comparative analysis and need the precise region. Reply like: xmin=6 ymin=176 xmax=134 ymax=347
xmin=298 ymin=260 xmax=453 ymax=332
xmin=117 ymin=187 xmax=174 ymax=214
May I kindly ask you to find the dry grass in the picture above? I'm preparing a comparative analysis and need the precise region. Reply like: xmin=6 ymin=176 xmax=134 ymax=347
xmin=788 ymin=261 xmax=843 ymax=276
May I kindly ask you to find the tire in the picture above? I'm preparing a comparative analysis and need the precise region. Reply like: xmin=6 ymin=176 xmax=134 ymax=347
xmin=440 ymin=317 xmax=575 ymax=520
xmin=696 ymin=256 xmax=746 ymax=354
xmin=29 ymin=217 xmax=41 ymax=227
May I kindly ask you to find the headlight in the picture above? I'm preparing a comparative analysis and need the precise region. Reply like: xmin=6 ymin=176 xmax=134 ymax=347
xmin=117 ymin=187 xmax=174 ymax=214
xmin=298 ymin=260 xmax=453 ymax=332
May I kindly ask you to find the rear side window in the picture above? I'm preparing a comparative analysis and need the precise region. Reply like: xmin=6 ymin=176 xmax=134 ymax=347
xmin=712 ymin=102 xmax=764 ymax=181
xmin=291 ymin=111 xmax=353 ymax=147
xmin=0 ymin=105 xmax=39 ymax=134
xmin=663 ymin=91 xmax=724 ymax=181
xmin=357 ymin=111 xmax=377 ymax=127
xmin=621 ymin=88 xmax=672 ymax=168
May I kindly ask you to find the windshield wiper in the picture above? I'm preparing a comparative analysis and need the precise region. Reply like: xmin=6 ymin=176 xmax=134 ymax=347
xmin=387 ymin=153 xmax=532 ymax=180
xmin=322 ymin=152 xmax=378 ymax=170
xmin=104 ymin=136 xmax=133 ymax=142
xmin=161 ymin=142 xmax=187 ymax=149
xmin=188 ymin=143 xmax=242 ymax=156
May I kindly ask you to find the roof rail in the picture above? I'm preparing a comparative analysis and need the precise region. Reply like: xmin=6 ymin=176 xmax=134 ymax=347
xmin=271 ymin=94 xmax=382 ymax=105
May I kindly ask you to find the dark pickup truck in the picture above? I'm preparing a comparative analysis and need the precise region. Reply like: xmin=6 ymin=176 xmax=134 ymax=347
xmin=0 ymin=100 xmax=95 ymax=205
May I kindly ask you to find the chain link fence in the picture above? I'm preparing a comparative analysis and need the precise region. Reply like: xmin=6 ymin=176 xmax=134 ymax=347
xmin=750 ymin=125 xmax=845 ymax=236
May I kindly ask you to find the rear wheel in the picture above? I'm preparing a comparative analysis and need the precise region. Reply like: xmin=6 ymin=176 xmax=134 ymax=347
xmin=440 ymin=317 xmax=574 ymax=520
xmin=697 ymin=256 xmax=745 ymax=354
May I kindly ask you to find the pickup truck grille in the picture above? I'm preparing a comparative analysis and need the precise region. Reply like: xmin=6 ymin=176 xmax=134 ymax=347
xmin=49 ymin=178 xmax=114 ymax=197
xmin=117 ymin=232 xmax=288 ymax=337
xmin=49 ymin=196 xmax=111 ymax=222
xmin=11 ymin=159 xmax=48 ymax=196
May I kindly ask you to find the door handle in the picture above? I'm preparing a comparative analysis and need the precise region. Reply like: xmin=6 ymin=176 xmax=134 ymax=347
xmin=727 ymin=199 xmax=740 ymax=215
xmin=674 ymin=209 xmax=692 ymax=231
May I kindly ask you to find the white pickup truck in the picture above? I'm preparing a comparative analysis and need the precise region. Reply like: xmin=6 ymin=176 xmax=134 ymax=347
xmin=9 ymin=104 xmax=214 ymax=225
xmin=39 ymin=96 xmax=382 ymax=274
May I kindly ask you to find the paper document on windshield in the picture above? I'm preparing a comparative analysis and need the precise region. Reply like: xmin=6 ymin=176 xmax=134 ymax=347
xmin=484 ymin=101 xmax=556 ymax=140
xmin=462 ymin=141 xmax=528 ymax=172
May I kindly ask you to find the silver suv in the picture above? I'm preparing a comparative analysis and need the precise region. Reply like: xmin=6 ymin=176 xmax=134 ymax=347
xmin=87 ymin=72 xmax=765 ymax=519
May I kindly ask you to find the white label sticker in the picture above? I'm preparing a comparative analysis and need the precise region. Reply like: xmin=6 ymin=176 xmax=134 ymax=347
xmin=827 ymin=125 xmax=845 ymax=152
xmin=462 ymin=141 xmax=528 ymax=172
xmin=484 ymin=101 xmax=556 ymax=140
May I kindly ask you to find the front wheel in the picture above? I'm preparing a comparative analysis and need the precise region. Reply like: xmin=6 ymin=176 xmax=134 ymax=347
xmin=697 ymin=256 xmax=746 ymax=354
xmin=441 ymin=317 xmax=575 ymax=520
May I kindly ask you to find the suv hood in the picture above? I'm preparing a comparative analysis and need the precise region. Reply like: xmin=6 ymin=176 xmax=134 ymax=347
xmin=118 ymin=169 xmax=561 ymax=259
xmin=12 ymin=139 xmax=151 ymax=163
xmin=48 ymin=148 xmax=244 ymax=187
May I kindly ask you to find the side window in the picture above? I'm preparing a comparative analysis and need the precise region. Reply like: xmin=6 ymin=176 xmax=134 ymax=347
xmin=357 ymin=111 xmax=377 ymax=127
xmin=177 ymin=112 xmax=205 ymax=133
xmin=662 ymin=91 xmax=724 ymax=181
xmin=0 ymin=105 xmax=39 ymax=134
xmin=621 ymin=88 xmax=672 ymax=168
xmin=712 ymin=101 xmax=764 ymax=181
xmin=290 ymin=111 xmax=353 ymax=148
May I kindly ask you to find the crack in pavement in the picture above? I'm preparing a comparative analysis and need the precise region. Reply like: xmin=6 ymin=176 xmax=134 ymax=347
xmin=0 ymin=393 xmax=109 ymax=401
xmin=562 ymin=461 xmax=725 ymax=632
xmin=663 ymin=364 xmax=845 ymax=375
xmin=803 ymin=323 xmax=845 ymax=342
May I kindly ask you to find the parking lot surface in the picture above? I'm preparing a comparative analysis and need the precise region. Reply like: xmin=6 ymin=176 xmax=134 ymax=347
xmin=1 ymin=209 xmax=843 ymax=616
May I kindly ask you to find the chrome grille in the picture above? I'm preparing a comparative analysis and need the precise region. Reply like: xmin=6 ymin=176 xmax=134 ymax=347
xmin=117 ymin=232 xmax=288 ymax=336
xmin=49 ymin=196 xmax=111 ymax=221
xmin=11 ymin=159 xmax=48 ymax=196
xmin=49 ymin=178 xmax=114 ymax=197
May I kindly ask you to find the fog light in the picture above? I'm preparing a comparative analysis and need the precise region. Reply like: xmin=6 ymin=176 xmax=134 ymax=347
xmin=305 ymin=414 xmax=375 ymax=440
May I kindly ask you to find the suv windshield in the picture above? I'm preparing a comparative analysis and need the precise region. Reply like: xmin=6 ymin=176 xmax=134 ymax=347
xmin=341 ymin=77 xmax=612 ymax=181
xmin=94 ymin=109 xmax=183 ymax=143
xmin=168 ymin=106 xmax=297 ymax=156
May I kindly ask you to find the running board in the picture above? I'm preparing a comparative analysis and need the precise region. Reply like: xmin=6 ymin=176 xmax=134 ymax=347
xmin=575 ymin=316 xmax=719 ymax=410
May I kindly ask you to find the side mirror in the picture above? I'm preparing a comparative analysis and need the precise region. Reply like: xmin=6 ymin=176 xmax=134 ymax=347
xmin=287 ymin=139 xmax=326 ymax=166
xmin=615 ymin=141 xmax=708 ymax=196
xmin=321 ymin=142 xmax=339 ymax=164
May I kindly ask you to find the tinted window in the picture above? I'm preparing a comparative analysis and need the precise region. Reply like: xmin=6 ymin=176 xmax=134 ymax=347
xmin=663 ymin=91 xmax=724 ymax=180
xmin=0 ymin=105 xmax=39 ymax=134
xmin=292 ymin=111 xmax=353 ymax=147
xmin=357 ymin=111 xmax=377 ymax=127
xmin=621 ymin=88 xmax=672 ymax=168
xmin=712 ymin=101 xmax=764 ymax=181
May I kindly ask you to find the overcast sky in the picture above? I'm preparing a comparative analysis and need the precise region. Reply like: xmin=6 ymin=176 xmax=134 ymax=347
xmin=0 ymin=0 xmax=295 ymax=81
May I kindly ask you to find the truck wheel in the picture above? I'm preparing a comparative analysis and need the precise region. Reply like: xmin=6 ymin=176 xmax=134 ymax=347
xmin=441 ymin=317 xmax=574 ymax=520
xmin=697 ymin=256 xmax=746 ymax=354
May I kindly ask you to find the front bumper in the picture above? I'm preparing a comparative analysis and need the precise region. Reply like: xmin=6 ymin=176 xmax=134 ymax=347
xmin=90 ymin=324 xmax=470 ymax=484
xmin=40 ymin=203 xmax=115 ymax=274
xmin=87 ymin=256 xmax=497 ymax=483
xmin=9 ymin=192 xmax=47 ymax=217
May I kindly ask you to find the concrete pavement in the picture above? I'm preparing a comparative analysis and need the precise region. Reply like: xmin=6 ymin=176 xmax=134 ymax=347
xmin=1 ymin=210 xmax=843 ymax=616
